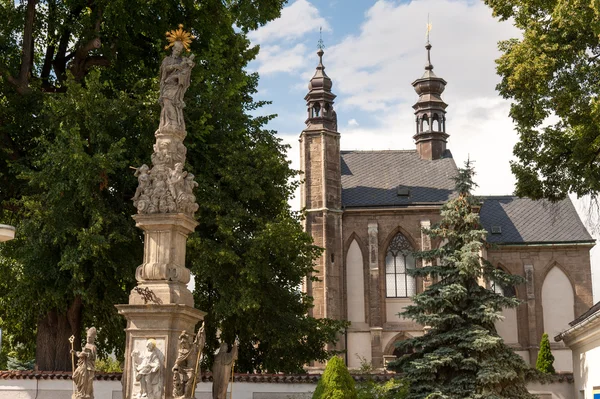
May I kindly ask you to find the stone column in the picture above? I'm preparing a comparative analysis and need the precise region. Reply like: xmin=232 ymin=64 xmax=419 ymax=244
xmin=524 ymin=264 xmax=537 ymax=365
xmin=420 ymin=220 xmax=432 ymax=290
xmin=367 ymin=221 xmax=383 ymax=367
xmin=117 ymin=34 xmax=205 ymax=399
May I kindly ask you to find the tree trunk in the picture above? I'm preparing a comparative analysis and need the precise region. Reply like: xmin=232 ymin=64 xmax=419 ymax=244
xmin=35 ymin=297 xmax=82 ymax=371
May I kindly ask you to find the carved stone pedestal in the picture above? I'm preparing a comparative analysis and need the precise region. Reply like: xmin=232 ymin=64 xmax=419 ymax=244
xmin=130 ymin=213 xmax=198 ymax=307
xmin=116 ymin=304 xmax=205 ymax=399
xmin=117 ymin=212 xmax=204 ymax=399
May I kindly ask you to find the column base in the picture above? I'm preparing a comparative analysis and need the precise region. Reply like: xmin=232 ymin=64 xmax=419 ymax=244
xmin=116 ymin=304 xmax=205 ymax=399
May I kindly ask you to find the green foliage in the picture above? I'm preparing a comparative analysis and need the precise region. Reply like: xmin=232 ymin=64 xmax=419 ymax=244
xmin=312 ymin=356 xmax=357 ymax=399
xmin=6 ymin=357 xmax=34 ymax=371
xmin=536 ymin=333 xmax=555 ymax=374
xmin=0 ymin=0 xmax=344 ymax=372
xmin=484 ymin=0 xmax=600 ymax=201
xmin=356 ymin=378 xmax=409 ymax=399
xmin=96 ymin=356 xmax=123 ymax=373
xmin=388 ymin=162 xmax=536 ymax=399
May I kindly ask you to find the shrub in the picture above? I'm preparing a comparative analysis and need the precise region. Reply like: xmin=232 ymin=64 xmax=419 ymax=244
xmin=356 ymin=378 xmax=409 ymax=399
xmin=96 ymin=356 xmax=123 ymax=373
xmin=312 ymin=356 xmax=357 ymax=399
xmin=536 ymin=333 xmax=555 ymax=374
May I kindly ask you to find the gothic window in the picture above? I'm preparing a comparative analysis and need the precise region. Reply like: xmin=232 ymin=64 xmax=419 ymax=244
xmin=432 ymin=114 xmax=440 ymax=131
xmin=421 ymin=115 xmax=429 ymax=132
xmin=385 ymin=233 xmax=416 ymax=297
xmin=489 ymin=267 xmax=516 ymax=298
xmin=311 ymin=103 xmax=321 ymax=117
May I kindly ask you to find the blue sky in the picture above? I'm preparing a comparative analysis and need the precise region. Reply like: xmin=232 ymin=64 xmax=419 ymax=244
xmin=245 ymin=0 xmax=600 ymax=300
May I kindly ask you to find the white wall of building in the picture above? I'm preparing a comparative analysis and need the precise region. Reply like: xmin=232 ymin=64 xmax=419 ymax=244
xmin=346 ymin=240 xmax=365 ymax=323
xmin=568 ymin=321 xmax=600 ymax=399
xmin=542 ymin=267 xmax=575 ymax=339
xmin=0 ymin=377 xmax=574 ymax=399
xmin=385 ymin=298 xmax=411 ymax=323
xmin=495 ymin=307 xmax=519 ymax=345
xmin=346 ymin=332 xmax=372 ymax=368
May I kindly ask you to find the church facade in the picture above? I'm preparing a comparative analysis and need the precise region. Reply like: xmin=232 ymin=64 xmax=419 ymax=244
xmin=299 ymin=44 xmax=595 ymax=372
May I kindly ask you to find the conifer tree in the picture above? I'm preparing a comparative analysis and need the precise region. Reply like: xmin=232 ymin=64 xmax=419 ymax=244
xmin=535 ymin=333 xmax=555 ymax=374
xmin=388 ymin=162 xmax=536 ymax=399
xmin=312 ymin=356 xmax=357 ymax=399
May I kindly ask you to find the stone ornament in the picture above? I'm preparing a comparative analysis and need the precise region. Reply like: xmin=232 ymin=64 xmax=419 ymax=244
xmin=71 ymin=327 xmax=97 ymax=399
xmin=172 ymin=324 xmax=206 ymax=399
xmin=212 ymin=341 xmax=238 ymax=399
xmin=132 ymin=25 xmax=198 ymax=217
xmin=131 ymin=339 xmax=164 ymax=399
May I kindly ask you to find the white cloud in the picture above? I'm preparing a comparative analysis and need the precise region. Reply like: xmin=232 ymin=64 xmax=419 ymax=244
xmin=324 ymin=0 xmax=519 ymax=113
xmin=255 ymin=43 xmax=308 ymax=75
xmin=267 ymin=0 xmax=600 ymax=301
xmin=248 ymin=0 xmax=330 ymax=44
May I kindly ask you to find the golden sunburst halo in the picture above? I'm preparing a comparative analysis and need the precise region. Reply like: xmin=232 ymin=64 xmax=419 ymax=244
xmin=165 ymin=24 xmax=194 ymax=51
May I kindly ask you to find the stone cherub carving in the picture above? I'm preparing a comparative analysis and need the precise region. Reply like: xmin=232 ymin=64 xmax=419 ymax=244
xmin=131 ymin=339 xmax=164 ymax=399
xmin=71 ymin=327 xmax=97 ymax=399
xmin=172 ymin=324 xmax=206 ymax=399
xmin=158 ymin=25 xmax=196 ymax=135
xmin=212 ymin=340 xmax=238 ymax=399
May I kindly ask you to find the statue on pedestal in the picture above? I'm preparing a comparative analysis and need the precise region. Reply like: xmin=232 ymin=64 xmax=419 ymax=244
xmin=212 ymin=340 xmax=238 ymax=399
xmin=71 ymin=327 xmax=97 ymax=399
xmin=131 ymin=339 xmax=164 ymax=399
xmin=131 ymin=25 xmax=199 ymax=218
xmin=172 ymin=324 xmax=206 ymax=399
xmin=157 ymin=24 xmax=195 ymax=135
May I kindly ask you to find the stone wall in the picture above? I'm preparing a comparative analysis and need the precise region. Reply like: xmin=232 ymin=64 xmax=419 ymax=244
xmin=487 ymin=244 xmax=593 ymax=371
xmin=0 ymin=375 xmax=574 ymax=399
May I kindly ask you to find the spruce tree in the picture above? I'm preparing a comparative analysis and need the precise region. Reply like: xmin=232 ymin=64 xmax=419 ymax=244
xmin=312 ymin=356 xmax=357 ymax=399
xmin=388 ymin=162 xmax=536 ymax=399
xmin=535 ymin=333 xmax=555 ymax=374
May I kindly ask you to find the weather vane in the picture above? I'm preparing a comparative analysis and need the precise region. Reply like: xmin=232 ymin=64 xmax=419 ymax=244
xmin=317 ymin=26 xmax=325 ymax=50
xmin=426 ymin=14 xmax=432 ymax=44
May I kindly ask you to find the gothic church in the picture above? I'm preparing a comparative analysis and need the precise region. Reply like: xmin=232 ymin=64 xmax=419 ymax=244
xmin=299 ymin=43 xmax=595 ymax=372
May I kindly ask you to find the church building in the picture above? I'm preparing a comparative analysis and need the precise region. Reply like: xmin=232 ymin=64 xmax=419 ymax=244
xmin=299 ymin=43 xmax=595 ymax=372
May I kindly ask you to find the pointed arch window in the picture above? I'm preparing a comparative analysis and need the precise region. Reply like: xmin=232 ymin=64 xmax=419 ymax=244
xmin=385 ymin=233 xmax=416 ymax=297
xmin=311 ymin=103 xmax=321 ymax=117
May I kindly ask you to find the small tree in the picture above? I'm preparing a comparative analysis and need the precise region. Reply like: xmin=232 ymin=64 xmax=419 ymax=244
xmin=388 ymin=162 xmax=536 ymax=398
xmin=536 ymin=333 xmax=555 ymax=374
xmin=312 ymin=356 xmax=357 ymax=399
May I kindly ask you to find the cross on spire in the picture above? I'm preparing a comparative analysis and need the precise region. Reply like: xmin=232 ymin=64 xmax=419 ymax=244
xmin=317 ymin=26 xmax=325 ymax=50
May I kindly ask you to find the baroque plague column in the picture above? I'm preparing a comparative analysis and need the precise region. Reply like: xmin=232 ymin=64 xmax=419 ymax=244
xmin=116 ymin=26 xmax=205 ymax=399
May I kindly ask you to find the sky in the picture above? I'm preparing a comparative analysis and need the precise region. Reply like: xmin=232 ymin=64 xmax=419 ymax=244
xmin=242 ymin=0 xmax=600 ymax=302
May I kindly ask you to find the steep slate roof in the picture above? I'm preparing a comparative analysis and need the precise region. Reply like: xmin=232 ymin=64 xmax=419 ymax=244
xmin=479 ymin=196 xmax=594 ymax=244
xmin=339 ymin=150 xmax=592 ymax=245
xmin=341 ymin=150 xmax=458 ymax=207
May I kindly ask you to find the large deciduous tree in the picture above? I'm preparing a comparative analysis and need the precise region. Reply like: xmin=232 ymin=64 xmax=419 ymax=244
xmin=484 ymin=0 xmax=600 ymax=202
xmin=388 ymin=163 xmax=535 ymax=399
xmin=0 ymin=0 xmax=345 ymax=372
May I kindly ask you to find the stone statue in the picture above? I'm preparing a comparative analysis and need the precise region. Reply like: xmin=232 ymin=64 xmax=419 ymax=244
xmin=158 ymin=40 xmax=195 ymax=134
xmin=132 ymin=25 xmax=199 ymax=218
xmin=212 ymin=341 xmax=238 ymax=399
xmin=131 ymin=339 xmax=164 ymax=399
xmin=71 ymin=327 xmax=97 ymax=399
xmin=168 ymin=163 xmax=187 ymax=202
xmin=133 ymin=165 xmax=151 ymax=212
xmin=172 ymin=324 xmax=206 ymax=399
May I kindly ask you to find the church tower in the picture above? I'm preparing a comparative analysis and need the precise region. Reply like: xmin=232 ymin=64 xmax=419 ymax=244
xmin=412 ymin=41 xmax=449 ymax=160
xmin=300 ymin=48 xmax=343 ymax=323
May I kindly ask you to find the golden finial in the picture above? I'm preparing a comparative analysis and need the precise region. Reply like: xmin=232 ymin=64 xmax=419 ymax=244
xmin=165 ymin=24 xmax=195 ymax=51
xmin=426 ymin=14 xmax=432 ymax=43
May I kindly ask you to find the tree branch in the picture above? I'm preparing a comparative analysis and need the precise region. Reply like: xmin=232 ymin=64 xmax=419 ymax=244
xmin=18 ymin=0 xmax=37 ymax=85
